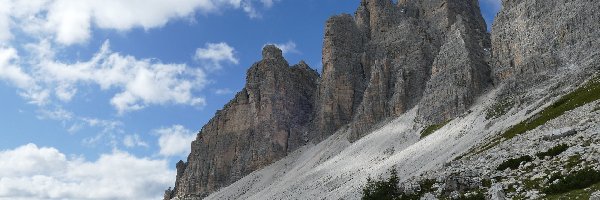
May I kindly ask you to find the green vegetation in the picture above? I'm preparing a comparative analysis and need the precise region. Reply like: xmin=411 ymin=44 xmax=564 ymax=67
xmin=502 ymin=76 xmax=600 ymax=140
xmin=565 ymin=154 xmax=582 ymax=169
xmin=497 ymin=155 xmax=533 ymax=171
xmin=482 ymin=179 xmax=492 ymax=188
xmin=420 ymin=121 xmax=451 ymax=139
xmin=536 ymin=144 xmax=570 ymax=159
xmin=362 ymin=170 xmax=437 ymax=200
xmin=463 ymin=76 xmax=600 ymax=159
xmin=362 ymin=169 xmax=401 ymax=200
xmin=543 ymin=168 xmax=600 ymax=195
xmin=545 ymin=182 xmax=600 ymax=200
xmin=486 ymin=99 xmax=514 ymax=119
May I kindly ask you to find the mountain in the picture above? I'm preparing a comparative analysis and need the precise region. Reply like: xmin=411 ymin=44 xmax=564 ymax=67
xmin=165 ymin=0 xmax=600 ymax=199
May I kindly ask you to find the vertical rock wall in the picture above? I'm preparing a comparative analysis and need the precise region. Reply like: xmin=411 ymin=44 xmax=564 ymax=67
xmin=167 ymin=46 xmax=319 ymax=199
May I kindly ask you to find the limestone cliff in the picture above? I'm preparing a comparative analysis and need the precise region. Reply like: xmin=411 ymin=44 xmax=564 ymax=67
xmin=164 ymin=46 xmax=319 ymax=199
xmin=314 ymin=0 xmax=491 ymax=140
xmin=491 ymin=0 xmax=600 ymax=95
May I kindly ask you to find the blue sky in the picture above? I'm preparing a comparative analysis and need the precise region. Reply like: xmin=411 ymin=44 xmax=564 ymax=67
xmin=0 ymin=0 xmax=501 ymax=199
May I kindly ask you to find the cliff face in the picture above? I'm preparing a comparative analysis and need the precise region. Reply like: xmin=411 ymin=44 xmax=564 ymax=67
xmin=491 ymin=0 xmax=600 ymax=95
xmin=315 ymin=0 xmax=491 ymax=141
xmin=165 ymin=46 xmax=319 ymax=199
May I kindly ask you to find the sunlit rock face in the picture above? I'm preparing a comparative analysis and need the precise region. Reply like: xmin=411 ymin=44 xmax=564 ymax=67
xmin=166 ymin=45 xmax=319 ymax=199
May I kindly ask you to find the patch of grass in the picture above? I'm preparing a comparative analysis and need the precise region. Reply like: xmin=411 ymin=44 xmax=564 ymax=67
xmin=420 ymin=120 xmax=451 ymax=139
xmin=524 ymin=178 xmax=542 ymax=190
xmin=486 ymin=99 xmax=514 ymax=119
xmin=536 ymin=144 xmax=570 ymax=159
xmin=502 ymin=76 xmax=600 ymax=139
xmin=548 ymin=172 xmax=563 ymax=184
xmin=565 ymin=154 xmax=582 ymax=169
xmin=497 ymin=155 xmax=533 ymax=171
xmin=544 ymin=181 xmax=600 ymax=200
xmin=543 ymin=168 xmax=600 ymax=195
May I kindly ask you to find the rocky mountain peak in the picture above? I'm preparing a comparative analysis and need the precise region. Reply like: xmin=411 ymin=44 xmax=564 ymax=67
xmin=262 ymin=44 xmax=283 ymax=60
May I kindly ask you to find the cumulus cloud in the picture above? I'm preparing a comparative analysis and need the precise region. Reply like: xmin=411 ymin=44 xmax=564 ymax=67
xmin=7 ymin=40 xmax=208 ymax=114
xmin=155 ymin=125 xmax=197 ymax=157
xmin=194 ymin=42 xmax=239 ymax=71
xmin=0 ymin=143 xmax=175 ymax=200
xmin=0 ymin=0 xmax=280 ymax=45
xmin=267 ymin=41 xmax=300 ymax=55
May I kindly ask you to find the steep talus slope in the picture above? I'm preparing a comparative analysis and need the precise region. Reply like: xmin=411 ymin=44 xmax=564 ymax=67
xmin=165 ymin=46 xmax=319 ymax=199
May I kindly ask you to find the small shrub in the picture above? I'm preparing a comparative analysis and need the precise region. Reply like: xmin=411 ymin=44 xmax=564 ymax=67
xmin=543 ymin=168 xmax=600 ymax=195
xmin=482 ymin=179 xmax=492 ymax=188
xmin=536 ymin=144 xmax=569 ymax=159
xmin=362 ymin=169 xmax=401 ymax=200
xmin=419 ymin=179 xmax=436 ymax=194
xmin=486 ymin=99 xmax=514 ymax=119
xmin=497 ymin=155 xmax=533 ymax=171
xmin=420 ymin=121 xmax=450 ymax=139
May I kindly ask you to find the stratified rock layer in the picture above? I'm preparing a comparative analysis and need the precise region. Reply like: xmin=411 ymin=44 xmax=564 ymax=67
xmin=167 ymin=46 xmax=319 ymax=199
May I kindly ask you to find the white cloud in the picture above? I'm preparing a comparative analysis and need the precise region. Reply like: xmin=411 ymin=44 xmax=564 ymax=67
xmin=194 ymin=42 xmax=239 ymax=71
xmin=261 ymin=0 xmax=278 ymax=8
xmin=123 ymin=134 xmax=149 ymax=148
xmin=0 ymin=0 xmax=279 ymax=45
xmin=0 ymin=0 xmax=13 ymax=42
xmin=36 ymin=107 xmax=73 ymax=121
xmin=0 ymin=143 xmax=175 ymax=200
xmin=11 ymin=40 xmax=209 ymax=114
xmin=0 ymin=47 xmax=34 ymax=89
xmin=268 ymin=41 xmax=300 ymax=55
xmin=155 ymin=125 xmax=196 ymax=157
xmin=215 ymin=88 xmax=234 ymax=95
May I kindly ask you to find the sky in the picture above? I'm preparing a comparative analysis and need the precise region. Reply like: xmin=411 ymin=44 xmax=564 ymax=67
xmin=0 ymin=0 xmax=501 ymax=199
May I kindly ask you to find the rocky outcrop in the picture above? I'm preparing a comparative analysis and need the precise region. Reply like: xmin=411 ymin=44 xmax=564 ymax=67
xmin=166 ymin=45 xmax=319 ymax=199
xmin=491 ymin=0 xmax=600 ymax=95
xmin=314 ymin=14 xmax=367 ymax=140
xmin=417 ymin=17 xmax=491 ymax=125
